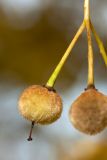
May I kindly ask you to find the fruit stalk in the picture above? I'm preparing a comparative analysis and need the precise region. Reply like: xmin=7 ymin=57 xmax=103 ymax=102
xmin=46 ymin=21 xmax=85 ymax=88
xmin=84 ymin=0 xmax=94 ymax=88
xmin=90 ymin=22 xmax=107 ymax=67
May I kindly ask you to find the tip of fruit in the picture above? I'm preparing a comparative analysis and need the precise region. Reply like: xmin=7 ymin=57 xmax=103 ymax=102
xmin=43 ymin=85 xmax=56 ymax=93
xmin=85 ymin=84 xmax=96 ymax=91
xmin=27 ymin=137 xmax=33 ymax=141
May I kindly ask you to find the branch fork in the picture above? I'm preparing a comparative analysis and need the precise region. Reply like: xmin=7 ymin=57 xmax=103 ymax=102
xmin=46 ymin=0 xmax=107 ymax=88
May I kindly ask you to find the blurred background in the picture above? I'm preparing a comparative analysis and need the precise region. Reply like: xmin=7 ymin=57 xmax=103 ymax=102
xmin=0 ymin=0 xmax=107 ymax=160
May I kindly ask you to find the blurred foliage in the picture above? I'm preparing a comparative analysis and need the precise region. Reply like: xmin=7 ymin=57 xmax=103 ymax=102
xmin=0 ymin=7 xmax=85 ymax=90
xmin=57 ymin=140 xmax=107 ymax=160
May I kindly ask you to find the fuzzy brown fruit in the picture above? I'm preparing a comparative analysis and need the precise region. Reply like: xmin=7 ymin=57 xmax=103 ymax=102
xmin=69 ymin=88 xmax=107 ymax=135
xmin=18 ymin=85 xmax=62 ymax=125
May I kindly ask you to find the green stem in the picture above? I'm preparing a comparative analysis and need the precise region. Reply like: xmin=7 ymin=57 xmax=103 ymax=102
xmin=46 ymin=21 xmax=85 ymax=87
xmin=90 ymin=21 xmax=107 ymax=66
xmin=84 ymin=0 xmax=95 ymax=88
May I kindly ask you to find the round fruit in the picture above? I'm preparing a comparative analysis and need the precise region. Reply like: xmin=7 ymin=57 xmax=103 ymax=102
xmin=69 ymin=88 xmax=107 ymax=135
xmin=18 ymin=85 xmax=62 ymax=124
